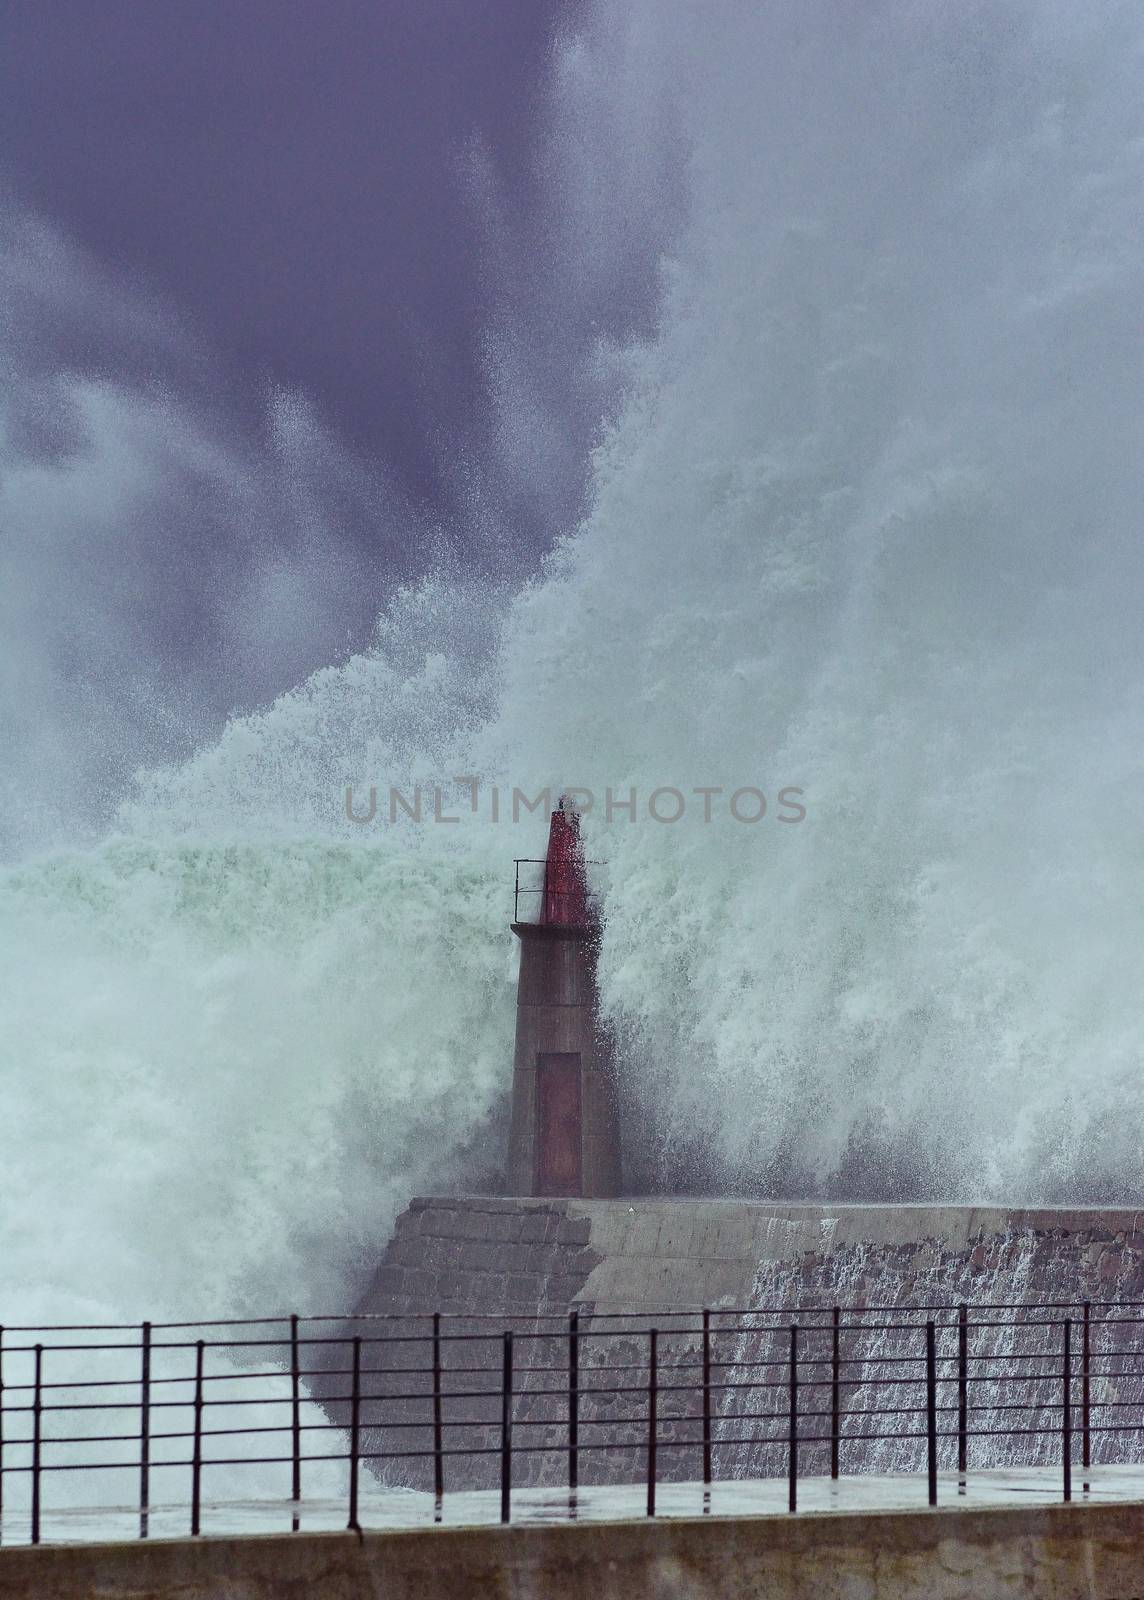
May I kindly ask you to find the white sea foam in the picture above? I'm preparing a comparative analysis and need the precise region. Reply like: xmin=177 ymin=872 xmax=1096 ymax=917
xmin=3 ymin=0 xmax=1144 ymax=1345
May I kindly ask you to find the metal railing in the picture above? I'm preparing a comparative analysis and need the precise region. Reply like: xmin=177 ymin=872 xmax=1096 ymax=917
xmin=512 ymin=858 xmax=605 ymax=925
xmin=0 ymin=1300 xmax=1141 ymax=1545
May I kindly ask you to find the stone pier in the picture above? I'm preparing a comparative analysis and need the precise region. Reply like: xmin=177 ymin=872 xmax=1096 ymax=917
xmin=338 ymin=1197 xmax=1144 ymax=1492
xmin=357 ymin=1197 xmax=1144 ymax=1320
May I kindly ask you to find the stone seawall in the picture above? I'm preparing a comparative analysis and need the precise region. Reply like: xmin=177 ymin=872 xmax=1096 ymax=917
xmin=357 ymin=1198 xmax=1144 ymax=1319
xmin=361 ymin=1196 xmax=604 ymax=1318
xmin=337 ymin=1199 xmax=1144 ymax=1490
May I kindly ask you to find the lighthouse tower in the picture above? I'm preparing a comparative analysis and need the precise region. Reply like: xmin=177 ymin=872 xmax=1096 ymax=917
xmin=505 ymin=799 xmax=622 ymax=1197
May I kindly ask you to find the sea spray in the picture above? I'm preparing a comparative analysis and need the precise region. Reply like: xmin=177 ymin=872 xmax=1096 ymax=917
xmin=492 ymin=0 xmax=1144 ymax=1200
xmin=0 ymin=840 xmax=514 ymax=1326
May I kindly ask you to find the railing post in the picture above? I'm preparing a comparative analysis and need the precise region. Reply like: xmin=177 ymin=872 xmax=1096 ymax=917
xmin=1063 ymin=1317 xmax=1072 ymax=1503
xmin=647 ymin=1328 xmax=658 ymax=1518
xmin=568 ymin=1310 xmax=579 ymax=1494
xmin=500 ymin=1331 xmax=513 ymax=1524
xmin=1082 ymin=1301 xmax=1091 ymax=1474
xmin=957 ymin=1304 xmax=968 ymax=1479
xmin=0 ymin=1323 xmax=6 ymax=1544
xmin=926 ymin=1321 xmax=937 ymax=1507
xmin=191 ymin=1340 xmax=205 ymax=1537
xmin=348 ymin=1336 xmax=362 ymax=1532
xmin=432 ymin=1313 xmax=445 ymax=1504
xmin=31 ymin=1344 xmax=42 ymax=1547
xmin=702 ymin=1309 xmax=712 ymax=1487
xmin=788 ymin=1324 xmax=798 ymax=1514
xmin=831 ymin=1306 xmax=841 ymax=1480
xmin=290 ymin=1314 xmax=302 ymax=1531
xmin=140 ymin=1321 xmax=151 ymax=1540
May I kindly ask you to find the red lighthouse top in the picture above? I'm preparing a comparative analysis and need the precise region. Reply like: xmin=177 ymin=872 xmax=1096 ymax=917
xmin=540 ymin=796 xmax=590 ymax=927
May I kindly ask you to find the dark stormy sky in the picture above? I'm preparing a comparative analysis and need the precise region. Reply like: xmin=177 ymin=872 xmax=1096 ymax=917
xmin=3 ymin=0 xmax=575 ymax=520
xmin=1 ymin=0 xmax=676 ymax=844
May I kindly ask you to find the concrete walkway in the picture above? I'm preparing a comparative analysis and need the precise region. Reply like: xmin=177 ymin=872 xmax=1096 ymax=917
xmin=2 ymin=1461 xmax=1142 ymax=1546
xmin=4 ymin=1494 xmax=1144 ymax=1599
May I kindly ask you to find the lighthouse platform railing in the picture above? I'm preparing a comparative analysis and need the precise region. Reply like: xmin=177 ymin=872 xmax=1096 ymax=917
xmin=512 ymin=859 xmax=608 ymax=928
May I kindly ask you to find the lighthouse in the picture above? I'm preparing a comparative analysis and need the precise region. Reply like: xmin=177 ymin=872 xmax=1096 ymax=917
xmin=505 ymin=799 xmax=622 ymax=1197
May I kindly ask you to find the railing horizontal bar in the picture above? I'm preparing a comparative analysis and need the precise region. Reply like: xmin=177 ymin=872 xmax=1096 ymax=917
xmin=8 ymin=1320 xmax=1139 ymax=1356
xmin=7 ymin=1298 xmax=1144 ymax=1337
xmin=4 ymin=1330 xmax=1142 ymax=1365
xmin=3 ymin=1371 xmax=1137 ymax=1422
xmin=22 ymin=1400 xmax=1111 ymax=1459
xmin=4 ymin=1424 xmax=1142 ymax=1482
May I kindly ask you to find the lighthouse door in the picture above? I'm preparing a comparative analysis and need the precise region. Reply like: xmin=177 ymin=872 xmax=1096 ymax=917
xmin=535 ymin=1052 xmax=582 ymax=1196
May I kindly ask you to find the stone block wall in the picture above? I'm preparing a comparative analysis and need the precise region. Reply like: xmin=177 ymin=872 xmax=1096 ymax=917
xmin=362 ymin=1196 xmax=602 ymax=1317
xmin=319 ymin=1198 xmax=1144 ymax=1491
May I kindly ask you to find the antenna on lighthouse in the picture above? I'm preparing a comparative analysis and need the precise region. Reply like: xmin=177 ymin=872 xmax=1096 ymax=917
xmin=540 ymin=793 xmax=590 ymax=928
